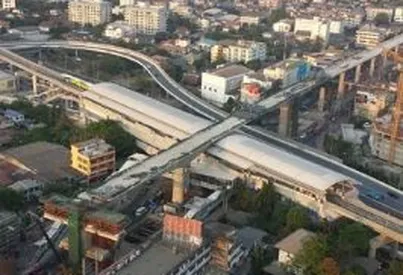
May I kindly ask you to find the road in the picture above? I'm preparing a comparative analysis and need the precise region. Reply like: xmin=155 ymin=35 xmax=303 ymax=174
xmin=1 ymin=39 xmax=403 ymax=214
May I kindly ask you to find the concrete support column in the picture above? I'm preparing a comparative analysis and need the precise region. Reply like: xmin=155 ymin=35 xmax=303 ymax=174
xmin=337 ymin=72 xmax=345 ymax=99
xmin=172 ymin=167 xmax=188 ymax=204
xmin=354 ymin=64 xmax=362 ymax=83
xmin=368 ymin=235 xmax=392 ymax=259
xmin=318 ymin=87 xmax=326 ymax=112
xmin=279 ymin=99 xmax=298 ymax=138
xmin=32 ymin=74 xmax=38 ymax=95
xmin=369 ymin=57 xmax=376 ymax=78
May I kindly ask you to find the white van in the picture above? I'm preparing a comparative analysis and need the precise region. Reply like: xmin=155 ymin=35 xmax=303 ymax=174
xmin=135 ymin=206 xmax=147 ymax=217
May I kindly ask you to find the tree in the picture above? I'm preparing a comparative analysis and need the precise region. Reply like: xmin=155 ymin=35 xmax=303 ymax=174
xmin=250 ymin=245 xmax=270 ymax=275
xmin=342 ymin=264 xmax=367 ymax=275
xmin=387 ymin=260 xmax=403 ymax=275
xmin=223 ymin=97 xmax=236 ymax=113
xmin=245 ymin=59 xmax=263 ymax=71
xmin=231 ymin=179 xmax=253 ymax=211
xmin=335 ymin=223 xmax=371 ymax=259
xmin=320 ymin=257 xmax=340 ymax=275
xmin=285 ymin=206 xmax=310 ymax=233
xmin=293 ymin=236 xmax=329 ymax=275
xmin=254 ymin=182 xmax=276 ymax=217
xmin=0 ymin=188 xmax=24 ymax=212
xmin=374 ymin=13 xmax=390 ymax=26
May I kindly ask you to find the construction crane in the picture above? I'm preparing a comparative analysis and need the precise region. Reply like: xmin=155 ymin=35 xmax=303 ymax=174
xmin=26 ymin=211 xmax=72 ymax=275
xmin=383 ymin=48 xmax=403 ymax=164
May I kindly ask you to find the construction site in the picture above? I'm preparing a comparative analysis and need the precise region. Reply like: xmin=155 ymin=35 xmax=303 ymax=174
xmin=371 ymin=48 xmax=403 ymax=167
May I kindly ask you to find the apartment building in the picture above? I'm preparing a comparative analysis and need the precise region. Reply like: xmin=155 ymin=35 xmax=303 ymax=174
xmin=273 ymin=19 xmax=293 ymax=33
xmin=263 ymin=59 xmax=311 ymax=88
xmin=294 ymin=17 xmax=330 ymax=44
xmin=0 ymin=70 xmax=15 ymax=93
xmin=355 ymin=24 xmax=386 ymax=49
xmin=201 ymin=65 xmax=252 ymax=105
xmin=70 ymin=138 xmax=115 ymax=182
xmin=1 ymin=0 xmax=16 ymax=10
xmin=68 ymin=0 xmax=112 ymax=26
xmin=258 ymin=0 xmax=282 ymax=9
xmin=395 ymin=7 xmax=403 ymax=23
xmin=123 ymin=3 xmax=167 ymax=35
xmin=119 ymin=0 xmax=135 ymax=6
xmin=210 ymin=40 xmax=267 ymax=63
xmin=0 ymin=211 xmax=20 ymax=256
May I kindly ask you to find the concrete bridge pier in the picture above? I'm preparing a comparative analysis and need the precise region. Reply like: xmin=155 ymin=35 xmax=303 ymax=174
xmin=369 ymin=57 xmax=376 ymax=78
xmin=171 ymin=167 xmax=189 ymax=204
xmin=354 ymin=64 xmax=362 ymax=83
xmin=368 ymin=235 xmax=393 ymax=259
xmin=318 ymin=87 xmax=327 ymax=112
xmin=32 ymin=74 xmax=38 ymax=95
xmin=337 ymin=72 xmax=346 ymax=99
xmin=278 ymin=99 xmax=298 ymax=138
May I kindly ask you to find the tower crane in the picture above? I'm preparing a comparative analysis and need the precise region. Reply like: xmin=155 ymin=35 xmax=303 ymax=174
xmin=383 ymin=48 xmax=403 ymax=164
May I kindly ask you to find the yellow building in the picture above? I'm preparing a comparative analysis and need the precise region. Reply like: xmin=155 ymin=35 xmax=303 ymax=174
xmin=0 ymin=70 xmax=15 ymax=93
xmin=68 ymin=0 xmax=111 ymax=26
xmin=210 ymin=40 xmax=267 ymax=63
xmin=123 ymin=3 xmax=167 ymax=35
xmin=70 ymin=138 xmax=115 ymax=182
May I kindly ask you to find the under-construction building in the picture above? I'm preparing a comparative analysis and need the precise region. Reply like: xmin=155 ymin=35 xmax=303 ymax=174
xmin=43 ymin=195 xmax=128 ymax=273
xmin=370 ymin=48 xmax=403 ymax=166
xmin=0 ymin=211 xmax=21 ymax=257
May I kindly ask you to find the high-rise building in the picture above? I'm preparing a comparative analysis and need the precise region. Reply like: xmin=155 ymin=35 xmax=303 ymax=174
xmin=394 ymin=7 xmax=403 ymax=23
xmin=123 ymin=3 xmax=167 ymax=35
xmin=258 ymin=0 xmax=282 ymax=9
xmin=68 ymin=0 xmax=112 ymax=26
xmin=70 ymin=138 xmax=115 ymax=182
xmin=1 ymin=0 xmax=16 ymax=10
xmin=119 ymin=0 xmax=135 ymax=6
xmin=294 ymin=17 xmax=330 ymax=44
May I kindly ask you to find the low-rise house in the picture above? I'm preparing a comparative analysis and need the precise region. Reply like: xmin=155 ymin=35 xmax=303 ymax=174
xmin=10 ymin=179 xmax=43 ymax=201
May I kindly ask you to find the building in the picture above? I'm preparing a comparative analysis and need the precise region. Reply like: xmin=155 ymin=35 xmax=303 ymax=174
xmin=123 ymin=3 xmax=167 ymax=35
xmin=210 ymin=40 xmax=267 ymax=63
xmin=365 ymin=7 xmax=394 ymax=22
xmin=394 ymin=7 xmax=403 ymax=23
xmin=1 ymin=0 xmax=15 ymax=10
xmin=303 ymin=50 xmax=344 ymax=68
xmin=273 ymin=19 xmax=293 ymax=33
xmin=258 ymin=0 xmax=282 ymax=9
xmin=355 ymin=24 xmax=387 ymax=49
xmin=354 ymin=90 xmax=390 ymax=120
xmin=70 ymin=138 xmax=115 ymax=182
xmin=329 ymin=20 xmax=346 ymax=34
xmin=294 ymin=17 xmax=330 ymax=44
xmin=275 ymin=229 xmax=316 ymax=265
xmin=263 ymin=59 xmax=311 ymax=88
xmin=10 ymin=179 xmax=43 ymax=201
xmin=68 ymin=0 xmax=112 ymax=26
xmin=0 ymin=70 xmax=15 ymax=93
xmin=0 ymin=211 xmax=20 ymax=257
xmin=201 ymin=65 xmax=253 ymax=106
xmin=103 ymin=21 xmax=135 ymax=40
xmin=119 ymin=0 xmax=135 ymax=6
xmin=239 ymin=12 xmax=263 ymax=26
xmin=241 ymin=82 xmax=263 ymax=104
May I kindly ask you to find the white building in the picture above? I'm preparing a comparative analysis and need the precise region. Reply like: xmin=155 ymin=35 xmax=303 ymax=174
xmin=103 ymin=21 xmax=135 ymax=40
xmin=275 ymin=229 xmax=317 ymax=265
xmin=395 ymin=7 xmax=403 ymax=23
xmin=263 ymin=59 xmax=311 ymax=88
xmin=119 ymin=0 xmax=135 ymax=6
xmin=123 ymin=3 xmax=167 ymax=35
xmin=201 ymin=65 xmax=253 ymax=106
xmin=1 ymin=0 xmax=15 ymax=9
xmin=366 ymin=7 xmax=394 ymax=22
xmin=0 ymin=70 xmax=15 ymax=93
xmin=210 ymin=40 xmax=267 ymax=63
xmin=355 ymin=24 xmax=387 ymax=49
xmin=329 ymin=20 xmax=346 ymax=34
xmin=294 ymin=17 xmax=330 ymax=44
xmin=273 ymin=19 xmax=293 ymax=33
xmin=10 ymin=179 xmax=43 ymax=201
xmin=68 ymin=0 xmax=112 ymax=26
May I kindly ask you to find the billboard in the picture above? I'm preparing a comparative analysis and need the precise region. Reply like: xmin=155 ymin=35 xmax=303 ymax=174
xmin=296 ymin=62 xmax=310 ymax=80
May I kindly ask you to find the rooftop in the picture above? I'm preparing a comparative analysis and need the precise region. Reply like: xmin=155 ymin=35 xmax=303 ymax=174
xmin=209 ymin=64 xmax=252 ymax=78
xmin=72 ymin=138 xmax=114 ymax=158
xmin=88 ymin=209 xmax=127 ymax=225
xmin=10 ymin=179 xmax=42 ymax=191
xmin=0 ymin=70 xmax=14 ymax=80
xmin=2 ymin=142 xmax=80 ymax=182
xmin=116 ymin=241 xmax=190 ymax=275
xmin=275 ymin=228 xmax=316 ymax=255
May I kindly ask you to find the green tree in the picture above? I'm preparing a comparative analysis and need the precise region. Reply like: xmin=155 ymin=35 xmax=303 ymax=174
xmin=373 ymin=12 xmax=390 ymax=26
xmin=335 ymin=223 xmax=371 ymax=259
xmin=231 ymin=179 xmax=253 ymax=211
xmin=254 ymin=183 xmax=276 ymax=217
xmin=223 ymin=97 xmax=236 ymax=113
xmin=0 ymin=188 xmax=24 ymax=212
xmin=342 ymin=264 xmax=367 ymax=275
xmin=386 ymin=260 xmax=403 ymax=275
xmin=285 ymin=206 xmax=310 ymax=233
xmin=250 ymin=245 xmax=270 ymax=275
xmin=293 ymin=236 xmax=329 ymax=275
